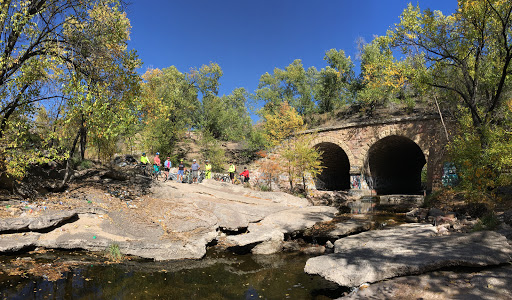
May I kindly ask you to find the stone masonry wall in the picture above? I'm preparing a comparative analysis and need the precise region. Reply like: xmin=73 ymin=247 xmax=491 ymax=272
xmin=248 ymin=115 xmax=450 ymax=194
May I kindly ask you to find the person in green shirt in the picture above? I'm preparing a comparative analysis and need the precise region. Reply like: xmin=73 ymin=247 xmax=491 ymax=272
xmin=140 ymin=153 xmax=150 ymax=164
xmin=204 ymin=160 xmax=212 ymax=179
xmin=228 ymin=162 xmax=236 ymax=184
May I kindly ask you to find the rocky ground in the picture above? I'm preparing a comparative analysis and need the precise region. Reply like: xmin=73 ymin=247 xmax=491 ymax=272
xmin=1 ymin=169 xmax=512 ymax=299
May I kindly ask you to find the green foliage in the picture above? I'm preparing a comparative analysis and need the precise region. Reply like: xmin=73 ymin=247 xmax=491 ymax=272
xmin=314 ymin=49 xmax=355 ymax=113
xmin=257 ymin=184 xmax=271 ymax=192
xmin=139 ymin=67 xmax=198 ymax=155
xmin=201 ymin=87 xmax=252 ymax=141
xmin=71 ymin=157 xmax=93 ymax=170
xmin=0 ymin=0 xmax=141 ymax=179
xmin=389 ymin=1 xmax=512 ymax=138
xmin=246 ymin=125 xmax=267 ymax=153
xmin=447 ymin=107 xmax=512 ymax=201
xmin=198 ymin=130 xmax=227 ymax=172
xmin=262 ymin=102 xmax=305 ymax=149
xmin=106 ymin=243 xmax=123 ymax=262
xmin=356 ymin=37 xmax=413 ymax=115
xmin=279 ymin=134 xmax=323 ymax=193
xmin=472 ymin=212 xmax=500 ymax=231
xmin=255 ymin=59 xmax=315 ymax=116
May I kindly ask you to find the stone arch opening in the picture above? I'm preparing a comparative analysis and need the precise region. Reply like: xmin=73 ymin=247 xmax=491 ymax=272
xmin=314 ymin=142 xmax=350 ymax=190
xmin=365 ymin=135 xmax=426 ymax=195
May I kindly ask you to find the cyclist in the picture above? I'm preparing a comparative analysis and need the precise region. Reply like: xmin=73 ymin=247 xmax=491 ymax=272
xmin=140 ymin=153 xmax=150 ymax=165
xmin=177 ymin=159 xmax=185 ymax=182
xmin=153 ymin=152 xmax=161 ymax=166
xmin=151 ymin=152 xmax=161 ymax=179
xmin=239 ymin=167 xmax=250 ymax=183
xmin=164 ymin=157 xmax=172 ymax=179
xmin=191 ymin=159 xmax=200 ymax=183
xmin=140 ymin=153 xmax=151 ymax=175
xmin=204 ymin=160 xmax=212 ymax=179
xmin=228 ymin=162 xmax=236 ymax=184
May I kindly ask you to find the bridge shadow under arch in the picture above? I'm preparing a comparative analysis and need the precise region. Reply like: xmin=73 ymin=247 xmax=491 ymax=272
xmin=365 ymin=135 xmax=426 ymax=195
xmin=314 ymin=142 xmax=350 ymax=190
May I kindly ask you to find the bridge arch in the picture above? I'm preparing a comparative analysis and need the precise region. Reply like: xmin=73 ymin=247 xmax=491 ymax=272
xmin=364 ymin=135 xmax=426 ymax=195
xmin=311 ymin=137 xmax=353 ymax=190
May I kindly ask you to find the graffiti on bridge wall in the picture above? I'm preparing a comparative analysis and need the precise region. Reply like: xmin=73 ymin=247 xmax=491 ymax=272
xmin=441 ymin=162 xmax=459 ymax=187
xmin=350 ymin=174 xmax=370 ymax=189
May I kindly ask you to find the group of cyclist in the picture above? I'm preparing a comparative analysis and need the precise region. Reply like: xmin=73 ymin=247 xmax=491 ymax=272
xmin=140 ymin=153 xmax=250 ymax=184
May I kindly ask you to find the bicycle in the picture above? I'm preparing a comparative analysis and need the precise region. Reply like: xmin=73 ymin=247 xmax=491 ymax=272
xmin=182 ymin=170 xmax=193 ymax=184
xmin=137 ymin=163 xmax=152 ymax=176
xmin=197 ymin=171 xmax=205 ymax=183
xmin=166 ymin=172 xmax=178 ymax=181
xmin=233 ymin=175 xmax=242 ymax=185
xmin=214 ymin=173 xmax=230 ymax=182
xmin=151 ymin=165 xmax=166 ymax=181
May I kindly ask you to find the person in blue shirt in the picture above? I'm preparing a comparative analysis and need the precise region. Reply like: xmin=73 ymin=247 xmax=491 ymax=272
xmin=191 ymin=159 xmax=200 ymax=183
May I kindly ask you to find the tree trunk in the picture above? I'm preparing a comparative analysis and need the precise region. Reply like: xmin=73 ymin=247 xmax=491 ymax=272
xmin=79 ymin=115 xmax=87 ymax=160
xmin=57 ymin=129 xmax=81 ymax=191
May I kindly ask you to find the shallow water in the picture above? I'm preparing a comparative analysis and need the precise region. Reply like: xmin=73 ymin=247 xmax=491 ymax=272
xmin=0 ymin=249 xmax=346 ymax=300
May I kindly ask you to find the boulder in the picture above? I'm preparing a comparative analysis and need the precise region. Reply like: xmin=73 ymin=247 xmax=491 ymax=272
xmin=0 ymin=233 xmax=40 ymax=252
xmin=226 ymin=206 xmax=338 ymax=248
xmin=251 ymin=231 xmax=284 ymax=255
xmin=305 ymin=224 xmax=512 ymax=287
xmin=324 ymin=219 xmax=372 ymax=238
xmin=0 ymin=210 xmax=77 ymax=232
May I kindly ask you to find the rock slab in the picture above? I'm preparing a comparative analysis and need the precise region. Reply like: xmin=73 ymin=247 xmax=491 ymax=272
xmin=0 ymin=210 xmax=76 ymax=232
xmin=304 ymin=224 xmax=512 ymax=287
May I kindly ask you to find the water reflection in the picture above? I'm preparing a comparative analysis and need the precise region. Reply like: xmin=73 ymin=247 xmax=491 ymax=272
xmin=0 ymin=250 xmax=345 ymax=299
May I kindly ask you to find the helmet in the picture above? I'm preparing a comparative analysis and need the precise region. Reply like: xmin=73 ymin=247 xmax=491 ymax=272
xmin=193 ymin=159 xmax=196 ymax=162
xmin=205 ymin=159 xmax=209 ymax=162
xmin=156 ymin=152 xmax=160 ymax=155
xmin=142 ymin=153 xmax=146 ymax=156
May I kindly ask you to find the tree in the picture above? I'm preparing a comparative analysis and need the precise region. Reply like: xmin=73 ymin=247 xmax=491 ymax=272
xmin=389 ymin=1 xmax=512 ymax=145
xmin=356 ymin=37 xmax=412 ymax=115
xmin=255 ymin=59 xmax=315 ymax=116
xmin=279 ymin=134 xmax=323 ymax=194
xmin=56 ymin=1 xmax=140 ymax=186
xmin=388 ymin=1 xmax=512 ymax=196
xmin=139 ymin=66 xmax=198 ymax=155
xmin=261 ymin=101 xmax=305 ymax=149
xmin=0 ymin=0 xmax=139 ymax=180
xmin=200 ymin=87 xmax=252 ymax=141
xmin=256 ymin=151 xmax=281 ymax=191
xmin=198 ymin=130 xmax=226 ymax=172
xmin=314 ymin=49 xmax=355 ymax=113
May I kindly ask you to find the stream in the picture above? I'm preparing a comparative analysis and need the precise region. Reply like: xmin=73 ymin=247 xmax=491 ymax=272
xmin=0 ymin=196 xmax=414 ymax=299
xmin=0 ymin=248 xmax=348 ymax=299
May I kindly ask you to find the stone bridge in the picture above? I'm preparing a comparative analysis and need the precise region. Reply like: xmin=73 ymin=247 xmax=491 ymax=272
xmin=301 ymin=115 xmax=449 ymax=195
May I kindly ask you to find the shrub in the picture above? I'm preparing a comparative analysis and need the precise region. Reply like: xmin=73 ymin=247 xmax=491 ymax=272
xmin=472 ymin=212 xmax=500 ymax=231
xmin=106 ymin=243 xmax=123 ymax=262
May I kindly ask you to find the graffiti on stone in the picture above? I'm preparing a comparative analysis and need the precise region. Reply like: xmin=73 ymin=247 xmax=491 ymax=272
xmin=441 ymin=162 xmax=459 ymax=187
xmin=350 ymin=174 xmax=369 ymax=190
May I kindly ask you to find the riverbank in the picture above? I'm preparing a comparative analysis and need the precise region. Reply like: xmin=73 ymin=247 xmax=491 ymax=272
xmin=1 ymin=175 xmax=512 ymax=299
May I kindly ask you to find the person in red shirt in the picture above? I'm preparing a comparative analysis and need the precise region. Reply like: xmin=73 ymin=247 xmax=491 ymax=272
xmin=239 ymin=166 xmax=249 ymax=183
xmin=153 ymin=152 xmax=161 ymax=166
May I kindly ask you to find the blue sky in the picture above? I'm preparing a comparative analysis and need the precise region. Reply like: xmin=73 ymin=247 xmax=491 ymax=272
xmin=126 ymin=0 xmax=457 ymax=100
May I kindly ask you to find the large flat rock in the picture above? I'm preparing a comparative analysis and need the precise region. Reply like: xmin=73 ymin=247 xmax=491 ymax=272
xmin=0 ymin=210 xmax=76 ymax=232
xmin=304 ymin=224 xmax=512 ymax=287
xmin=0 ymin=233 xmax=40 ymax=252
xmin=325 ymin=218 xmax=372 ymax=238
xmin=226 ymin=206 xmax=338 ymax=247
xmin=0 ymin=181 xmax=327 ymax=260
